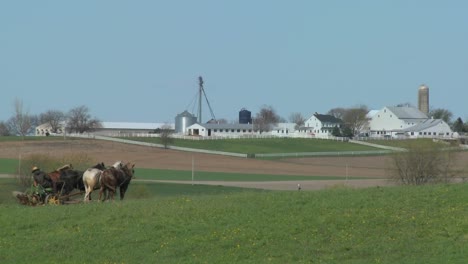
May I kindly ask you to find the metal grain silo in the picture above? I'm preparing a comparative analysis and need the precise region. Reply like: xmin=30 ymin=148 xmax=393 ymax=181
xmin=175 ymin=110 xmax=197 ymax=134
xmin=239 ymin=108 xmax=252 ymax=124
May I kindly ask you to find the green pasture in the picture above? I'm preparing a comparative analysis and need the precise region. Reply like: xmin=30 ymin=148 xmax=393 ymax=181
xmin=135 ymin=168 xmax=353 ymax=181
xmin=0 ymin=158 xmax=360 ymax=181
xmin=121 ymin=137 xmax=380 ymax=154
xmin=0 ymin=178 xmax=259 ymax=205
xmin=0 ymin=182 xmax=466 ymax=263
xmin=365 ymin=138 xmax=448 ymax=148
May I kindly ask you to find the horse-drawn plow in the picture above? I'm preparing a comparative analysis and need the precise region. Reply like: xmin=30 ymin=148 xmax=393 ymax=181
xmin=13 ymin=164 xmax=86 ymax=206
xmin=13 ymin=161 xmax=135 ymax=206
xmin=13 ymin=185 xmax=84 ymax=206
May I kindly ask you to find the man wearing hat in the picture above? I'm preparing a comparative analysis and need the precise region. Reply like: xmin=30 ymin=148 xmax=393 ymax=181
xmin=31 ymin=166 xmax=52 ymax=188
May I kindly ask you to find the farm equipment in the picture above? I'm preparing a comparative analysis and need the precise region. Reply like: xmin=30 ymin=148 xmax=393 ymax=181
xmin=13 ymin=185 xmax=84 ymax=206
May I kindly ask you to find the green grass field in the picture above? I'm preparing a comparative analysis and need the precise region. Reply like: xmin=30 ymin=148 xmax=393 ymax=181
xmin=122 ymin=137 xmax=380 ymax=154
xmin=1 ymin=182 xmax=466 ymax=263
xmin=0 ymin=158 xmax=355 ymax=182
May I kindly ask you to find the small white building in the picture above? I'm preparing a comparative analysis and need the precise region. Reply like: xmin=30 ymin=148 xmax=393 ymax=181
xmin=186 ymin=122 xmax=298 ymax=138
xmin=186 ymin=123 xmax=257 ymax=137
xmin=402 ymin=119 xmax=454 ymax=138
xmin=298 ymin=113 xmax=342 ymax=137
xmin=270 ymin=123 xmax=297 ymax=137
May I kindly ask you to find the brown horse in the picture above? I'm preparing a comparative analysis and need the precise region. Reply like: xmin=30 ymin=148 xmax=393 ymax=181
xmin=99 ymin=162 xmax=135 ymax=201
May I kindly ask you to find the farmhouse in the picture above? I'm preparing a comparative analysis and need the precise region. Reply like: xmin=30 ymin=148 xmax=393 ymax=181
xmin=368 ymin=106 xmax=453 ymax=138
xmin=298 ymin=113 xmax=342 ymax=138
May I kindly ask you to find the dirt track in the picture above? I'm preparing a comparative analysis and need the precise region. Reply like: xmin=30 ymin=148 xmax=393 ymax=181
xmin=2 ymin=139 xmax=466 ymax=190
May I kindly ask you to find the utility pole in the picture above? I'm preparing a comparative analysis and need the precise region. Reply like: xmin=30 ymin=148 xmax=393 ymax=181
xmin=198 ymin=76 xmax=203 ymax=123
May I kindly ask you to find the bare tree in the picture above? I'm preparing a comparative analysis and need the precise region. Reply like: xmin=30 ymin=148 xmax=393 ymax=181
xmin=388 ymin=141 xmax=458 ymax=185
xmin=327 ymin=107 xmax=347 ymax=119
xmin=0 ymin=121 xmax=11 ymax=136
xmin=216 ymin=118 xmax=228 ymax=124
xmin=289 ymin=112 xmax=305 ymax=130
xmin=40 ymin=110 xmax=66 ymax=133
xmin=253 ymin=105 xmax=280 ymax=133
xmin=159 ymin=124 xmax=174 ymax=149
xmin=341 ymin=105 xmax=369 ymax=136
xmin=8 ymin=98 xmax=35 ymax=138
xmin=66 ymin=105 xmax=102 ymax=133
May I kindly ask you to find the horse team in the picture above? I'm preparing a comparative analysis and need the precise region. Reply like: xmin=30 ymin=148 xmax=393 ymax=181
xmin=32 ymin=161 xmax=136 ymax=202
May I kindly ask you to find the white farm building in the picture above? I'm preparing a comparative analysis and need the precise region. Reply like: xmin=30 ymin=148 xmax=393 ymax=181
xmin=368 ymin=106 xmax=454 ymax=138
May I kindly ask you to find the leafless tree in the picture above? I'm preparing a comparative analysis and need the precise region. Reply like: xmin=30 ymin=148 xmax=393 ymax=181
xmin=253 ymin=105 xmax=280 ymax=133
xmin=216 ymin=118 xmax=228 ymax=124
xmin=40 ymin=110 xmax=66 ymax=133
xmin=0 ymin=121 xmax=11 ymax=136
xmin=8 ymin=98 xmax=35 ymax=138
xmin=341 ymin=105 xmax=369 ymax=136
xmin=327 ymin=107 xmax=347 ymax=119
xmin=66 ymin=105 xmax=102 ymax=133
xmin=289 ymin=112 xmax=305 ymax=130
xmin=159 ymin=124 xmax=174 ymax=149
xmin=388 ymin=141 xmax=458 ymax=185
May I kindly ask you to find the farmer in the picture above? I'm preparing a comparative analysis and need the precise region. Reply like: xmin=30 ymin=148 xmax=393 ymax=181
xmin=31 ymin=166 xmax=52 ymax=188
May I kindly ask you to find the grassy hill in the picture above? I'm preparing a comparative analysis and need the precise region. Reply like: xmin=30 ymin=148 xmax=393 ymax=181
xmin=1 ymin=182 xmax=466 ymax=263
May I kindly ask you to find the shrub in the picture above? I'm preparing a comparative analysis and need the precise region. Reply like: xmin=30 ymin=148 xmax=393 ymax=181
xmin=388 ymin=140 xmax=459 ymax=185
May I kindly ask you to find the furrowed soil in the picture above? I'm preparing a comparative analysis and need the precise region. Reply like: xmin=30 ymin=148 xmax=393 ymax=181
xmin=2 ymin=139 xmax=467 ymax=190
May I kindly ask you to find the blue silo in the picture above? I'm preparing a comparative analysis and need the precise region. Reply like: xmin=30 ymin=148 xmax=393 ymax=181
xmin=239 ymin=108 xmax=252 ymax=124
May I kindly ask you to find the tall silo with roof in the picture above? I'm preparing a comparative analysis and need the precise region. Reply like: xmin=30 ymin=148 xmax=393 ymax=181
xmin=239 ymin=108 xmax=252 ymax=124
xmin=175 ymin=110 xmax=197 ymax=134
xmin=418 ymin=84 xmax=429 ymax=115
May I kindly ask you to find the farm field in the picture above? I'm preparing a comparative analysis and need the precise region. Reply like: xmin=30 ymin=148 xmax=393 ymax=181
xmin=0 ymin=137 xmax=395 ymax=191
xmin=1 ymin=137 xmax=468 ymax=190
xmin=0 ymin=183 xmax=466 ymax=263
xmin=120 ymin=136 xmax=380 ymax=154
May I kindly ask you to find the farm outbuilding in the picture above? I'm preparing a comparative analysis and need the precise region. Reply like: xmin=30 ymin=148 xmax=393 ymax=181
xmin=35 ymin=122 xmax=174 ymax=137
xmin=186 ymin=123 xmax=257 ymax=137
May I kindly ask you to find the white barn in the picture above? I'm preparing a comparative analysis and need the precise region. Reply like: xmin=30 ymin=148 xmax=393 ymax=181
xmin=368 ymin=106 xmax=453 ymax=138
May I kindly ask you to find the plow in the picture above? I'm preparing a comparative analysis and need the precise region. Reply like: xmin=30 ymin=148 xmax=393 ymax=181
xmin=13 ymin=186 xmax=84 ymax=206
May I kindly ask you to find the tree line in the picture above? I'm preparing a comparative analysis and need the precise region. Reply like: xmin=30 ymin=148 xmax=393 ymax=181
xmin=0 ymin=99 xmax=102 ymax=138
xmin=2 ymin=99 xmax=467 ymax=138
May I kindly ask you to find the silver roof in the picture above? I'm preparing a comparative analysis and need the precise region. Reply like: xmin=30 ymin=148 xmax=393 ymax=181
xmin=386 ymin=106 xmax=428 ymax=119
xmin=101 ymin=122 xmax=174 ymax=130
xmin=402 ymin=119 xmax=447 ymax=132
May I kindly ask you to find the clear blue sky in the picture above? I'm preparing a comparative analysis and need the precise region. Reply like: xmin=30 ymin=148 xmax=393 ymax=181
xmin=1 ymin=1 xmax=467 ymax=123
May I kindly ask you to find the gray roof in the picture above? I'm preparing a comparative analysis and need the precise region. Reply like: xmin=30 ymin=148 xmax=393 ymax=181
xmin=402 ymin=119 xmax=446 ymax=132
xmin=193 ymin=123 xmax=254 ymax=130
xmin=101 ymin=122 xmax=174 ymax=130
xmin=386 ymin=106 xmax=428 ymax=119
xmin=314 ymin=114 xmax=342 ymax=123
